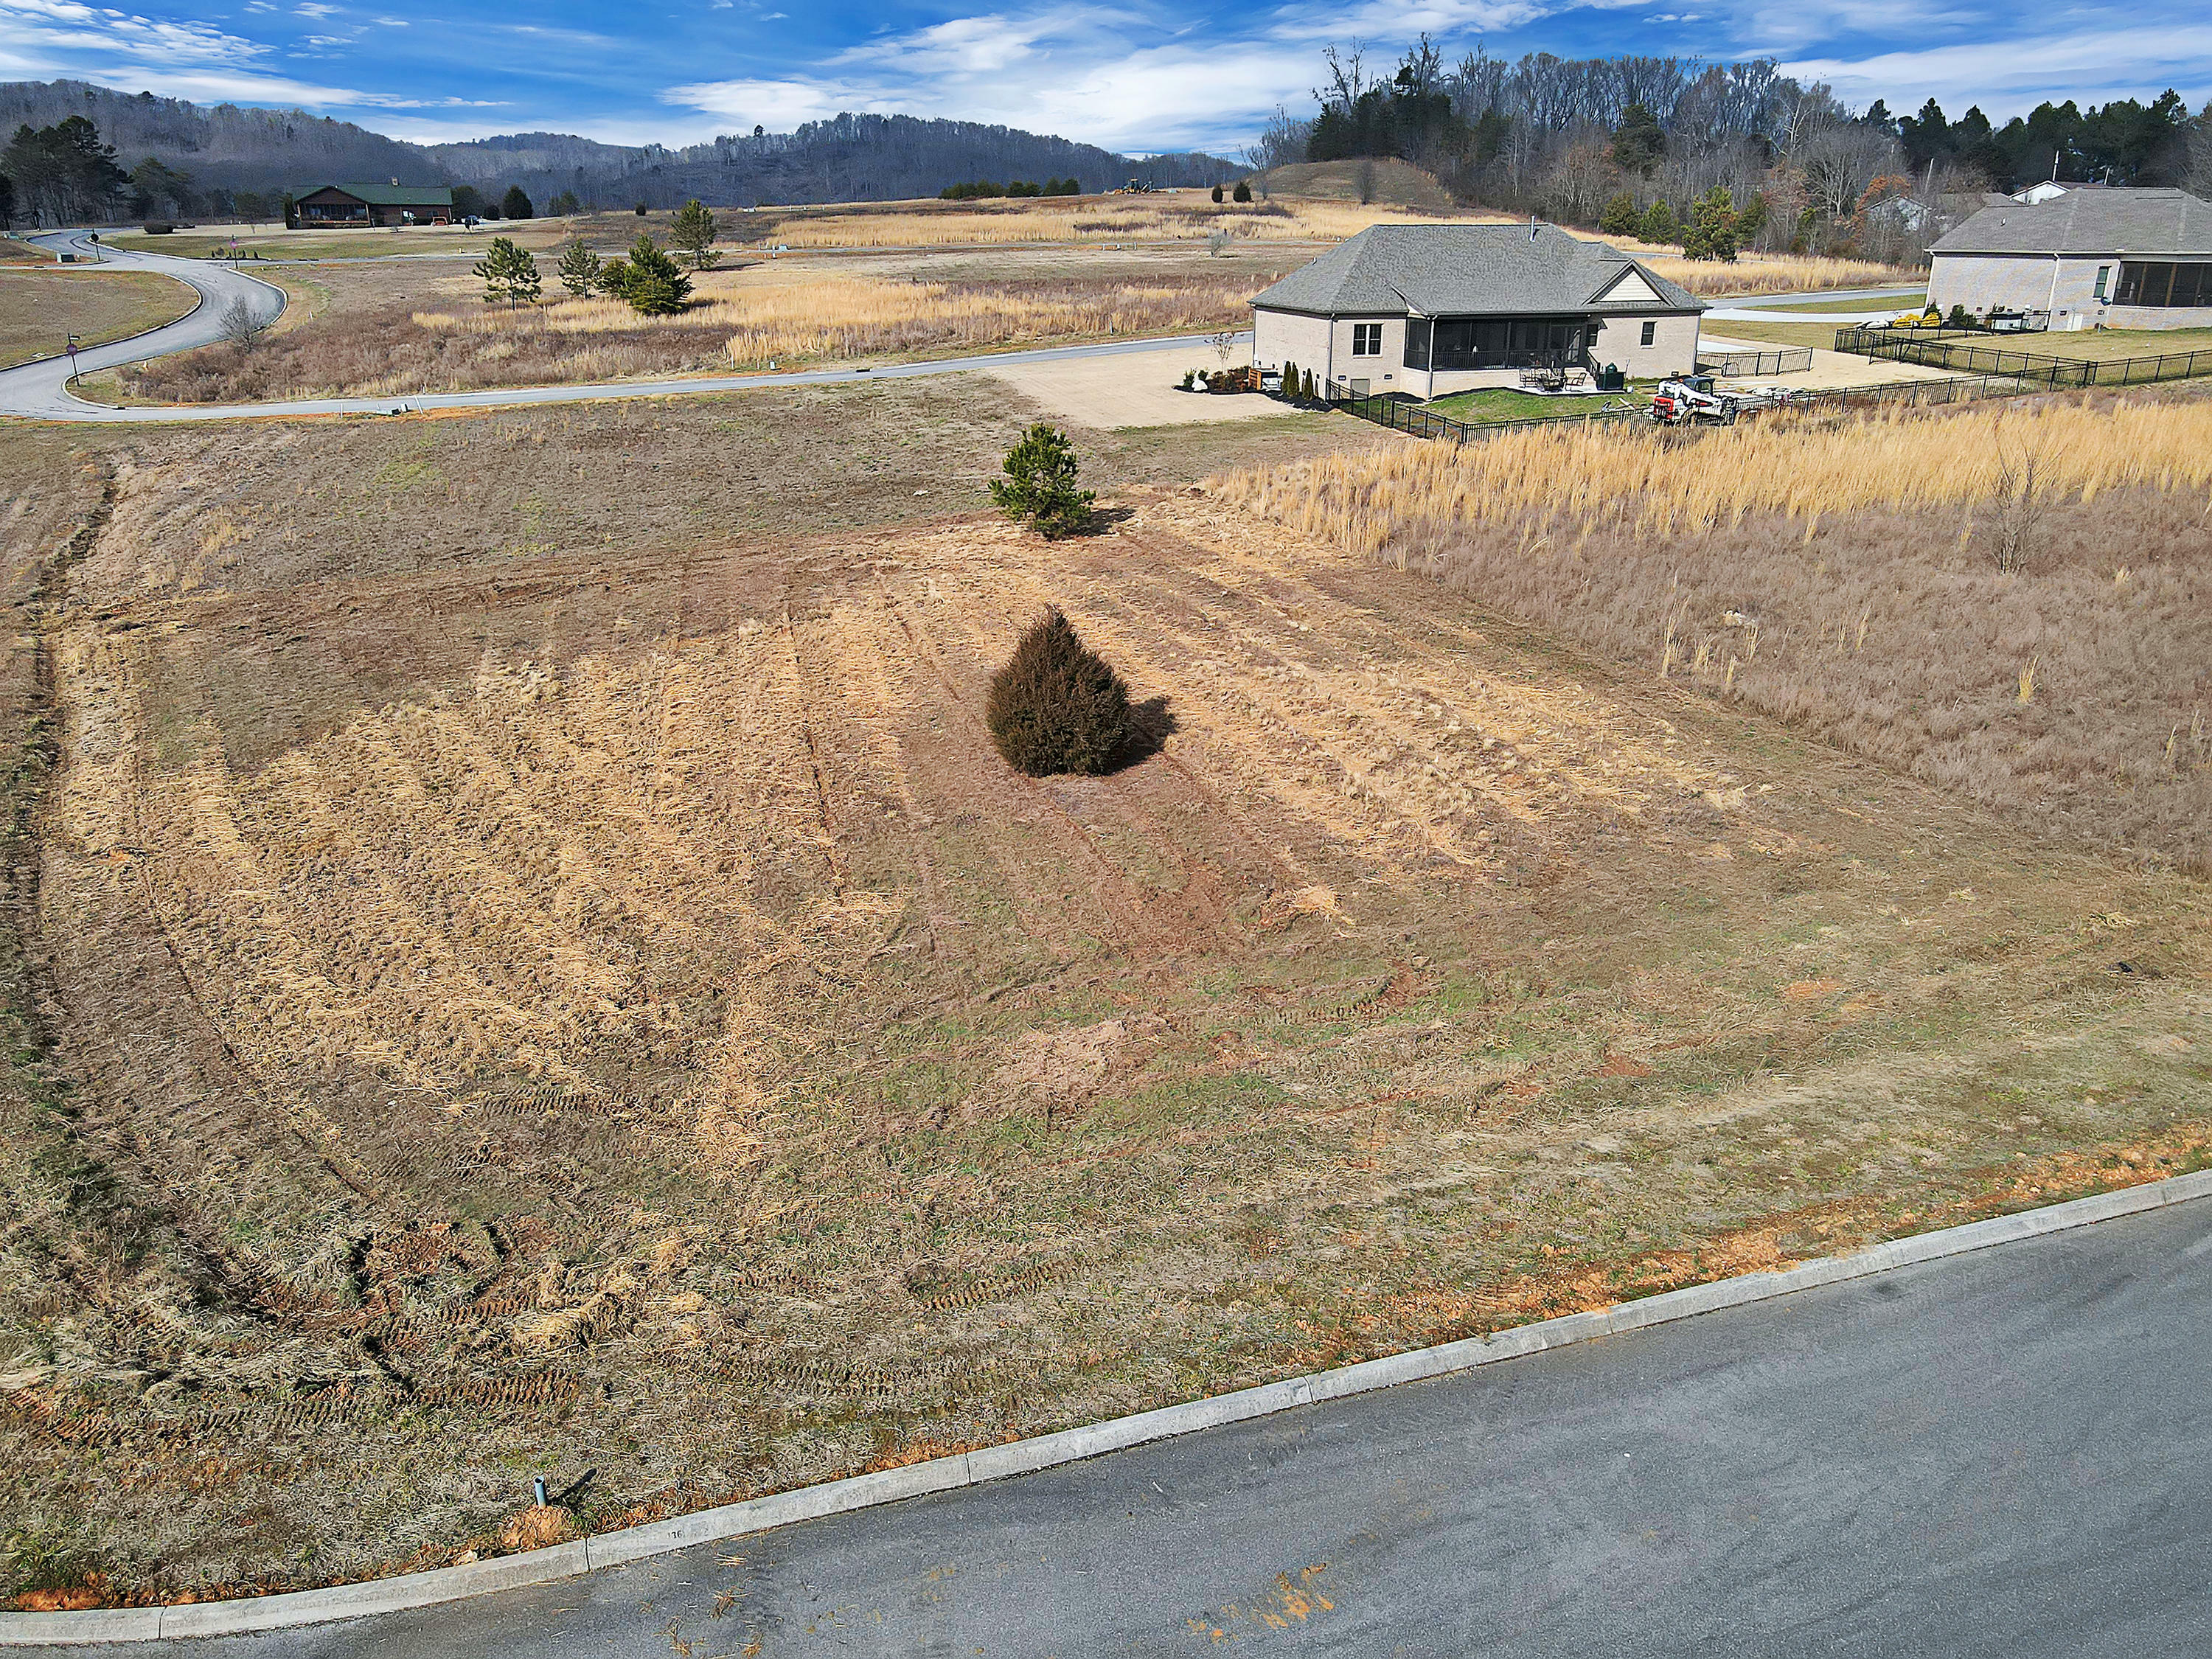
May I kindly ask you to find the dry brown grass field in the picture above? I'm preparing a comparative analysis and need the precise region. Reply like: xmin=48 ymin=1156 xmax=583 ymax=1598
xmin=109 ymin=195 xmax=1913 ymax=405
xmin=119 ymin=244 xmax=1302 ymax=402
xmin=0 ymin=268 xmax=198 ymax=368
xmin=1217 ymin=389 xmax=2212 ymax=870
xmin=1 ymin=385 xmax=2205 ymax=1607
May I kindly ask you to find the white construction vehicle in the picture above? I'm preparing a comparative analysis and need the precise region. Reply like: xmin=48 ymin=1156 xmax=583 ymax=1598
xmin=1649 ymin=373 xmax=1746 ymax=425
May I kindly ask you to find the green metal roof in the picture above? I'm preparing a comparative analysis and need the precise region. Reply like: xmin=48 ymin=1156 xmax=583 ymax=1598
xmin=297 ymin=182 xmax=456 ymax=206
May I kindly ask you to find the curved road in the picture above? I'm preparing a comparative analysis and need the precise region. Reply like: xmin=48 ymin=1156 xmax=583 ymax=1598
xmin=1 ymin=230 xmax=1250 ymax=423
xmin=21 ymin=1196 xmax=2211 ymax=1656
xmin=4 ymin=229 xmax=1923 ymax=424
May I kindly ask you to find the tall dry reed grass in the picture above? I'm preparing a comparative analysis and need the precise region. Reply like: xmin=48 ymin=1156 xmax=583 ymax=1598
xmin=1216 ymin=392 xmax=2212 ymax=868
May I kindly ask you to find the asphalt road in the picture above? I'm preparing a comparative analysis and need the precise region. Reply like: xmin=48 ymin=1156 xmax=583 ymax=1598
xmin=29 ymin=1197 xmax=2211 ymax=1657
xmin=1 ymin=232 xmax=287 ymax=418
xmin=0 ymin=232 xmax=1245 ymax=424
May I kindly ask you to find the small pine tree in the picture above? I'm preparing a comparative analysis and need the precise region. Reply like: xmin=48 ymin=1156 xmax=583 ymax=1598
xmin=1211 ymin=184 xmax=1225 ymax=203
xmin=557 ymin=239 xmax=602 ymax=298
xmin=1301 ymin=367 xmax=1316 ymax=400
xmin=547 ymin=189 xmax=582 ymax=217
xmin=1599 ymin=192 xmax=1639 ymax=237
xmin=1232 ymin=179 xmax=1252 ymax=203
xmin=501 ymin=185 xmax=534 ymax=220
xmin=1638 ymin=198 xmax=1679 ymax=246
xmin=985 ymin=608 xmax=1135 ymax=776
xmin=634 ymin=201 xmax=649 ymax=216
xmin=989 ymin=422 xmax=1095 ymax=540
xmin=1280 ymin=359 xmax=1296 ymax=400
xmin=670 ymin=198 xmax=721 ymax=270
xmin=473 ymin=236 xmax=540 ymax=305
xmin=1681 ymin=187 xmax=1740 ymax=262
xmin=618 ymin=233 xmax=692 ymax=315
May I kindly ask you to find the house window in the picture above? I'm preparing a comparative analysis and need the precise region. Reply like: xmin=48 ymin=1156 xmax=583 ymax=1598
xmin=1351 ymin=322 xmax=1383 ymax=356
xmin=2094 ymin=265 xmax=2110 ymax=299
xmin=1640 ymin=320 xmax=1657 ymax=347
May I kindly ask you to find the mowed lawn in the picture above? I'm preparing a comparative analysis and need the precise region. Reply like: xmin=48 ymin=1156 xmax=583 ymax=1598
xmin=0 ymin=266 xmax=198 ymax=367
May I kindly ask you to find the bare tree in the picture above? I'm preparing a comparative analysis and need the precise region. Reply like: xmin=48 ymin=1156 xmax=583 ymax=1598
xmin=1992 ymin=428 xmax=2045 ymax=574
xmin=2185 ymin=100 xmax=2212 ymax=201
xmin=217 ymin=295 xmax=268 ymax=349
xmin=1802 ymin=124 xmax=1899 ymax=221
xmin=1317 ymin=41 xmax=1368 ymax=114
xmin=1242 ymin=106 xmax=1311 ymax=177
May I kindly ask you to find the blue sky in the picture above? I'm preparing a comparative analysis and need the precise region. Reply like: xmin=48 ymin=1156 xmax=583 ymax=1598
xmin=1 ymin=0 xmax=2205 ymax=155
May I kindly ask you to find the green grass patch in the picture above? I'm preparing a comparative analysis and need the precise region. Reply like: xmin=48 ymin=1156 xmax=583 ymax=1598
xmin=1425 ymin=386 xmax=1649 ymax=423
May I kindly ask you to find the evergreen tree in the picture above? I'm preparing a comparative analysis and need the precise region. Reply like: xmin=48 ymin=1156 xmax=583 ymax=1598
xmin=616 ymin=232 xmax=692 ymax=314
xmin=557 ymin=239 xmax=602 ymax=297
xmin=451 ymin=184 xmax=487 ymax=220
xmin=1211 ymin=184 xmax=1225 ymax=203
xmin=1681 ymin=187 xmax=1739 ymax=261
xmin=546 ymin=188 xmax=582 ymax=217
xmin=669 ymin=198 xmax=720 ymax=269
xmin=1638 ymin=198 xmax=1679 ymax=246
xmin=1232 ymin=179 xmax=1252 ymax=201
xmin=985 ymin=608 xmax=1133 ymax=776
xmin=1598 ymin=192 xmax=1639 ymax=237
xmin=501 ymin=184 xmax=534 ymax=220
xmin=472 ymin=236 xmax=540 ymax=304
xmin=988 ymin=423 xmax=1095 ymax=540
xmin=1610 ymin=101 xmax=1666 ymax=173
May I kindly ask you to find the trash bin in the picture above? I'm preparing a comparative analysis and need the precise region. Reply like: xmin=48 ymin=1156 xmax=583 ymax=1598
xmin=1599 ymin=364 xmax=1625 ymax=391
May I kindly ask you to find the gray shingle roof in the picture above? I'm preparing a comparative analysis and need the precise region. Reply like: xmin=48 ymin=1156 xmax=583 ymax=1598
xmin=1931 ymin=188 xmax=2212 ymax=257
xmin=1248 ymin=223 xmax=1703 ymax=317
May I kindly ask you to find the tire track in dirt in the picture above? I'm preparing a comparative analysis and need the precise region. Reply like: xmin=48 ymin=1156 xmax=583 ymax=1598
xmin=877 ymin=589 xmax=1180 ymax=958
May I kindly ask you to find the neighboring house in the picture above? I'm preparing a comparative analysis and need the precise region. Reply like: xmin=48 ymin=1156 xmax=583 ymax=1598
xmin=1927 ymin=188 xmax=2212 ymax=330
xmin=1248 ymin=222 xmax=1703 ymax=400
xmin=291 ymin=181 xmax=456 ymax=228
xmin=2011 ymin=179 xmax=2107 ymax=206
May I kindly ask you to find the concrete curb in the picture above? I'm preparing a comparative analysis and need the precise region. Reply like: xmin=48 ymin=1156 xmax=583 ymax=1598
xmin=7 ymin=1167 xmax=2208 ymax=1647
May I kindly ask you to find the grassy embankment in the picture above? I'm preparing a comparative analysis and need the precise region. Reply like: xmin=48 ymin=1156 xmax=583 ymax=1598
xmin=0 ymin=268 xmax=198 ymax=369
xmin=1218 ymin=386 xmax=2212 ymax=868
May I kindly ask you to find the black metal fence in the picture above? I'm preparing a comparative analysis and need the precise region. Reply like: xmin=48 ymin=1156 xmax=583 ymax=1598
xmin=1316 ymin=367 xmax=2053 ymax=447
xmin=1834 ymin=326 xmax=2212 ymax=388
xmin=1699 ymin=345 xmax=1815 ymax=376
xmin=1320 ymin=381 xmax=1648 ymax=443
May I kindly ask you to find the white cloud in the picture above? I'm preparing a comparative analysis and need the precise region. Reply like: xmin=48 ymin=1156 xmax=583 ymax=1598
xmin=1784 ymin=24 xmax=2212 ymax=114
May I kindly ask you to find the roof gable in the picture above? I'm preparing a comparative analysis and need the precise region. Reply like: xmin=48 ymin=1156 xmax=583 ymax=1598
xmin=1249 ymin=223 xmax=1702 ymax=318
xmin=1590 ymin=265 xmax=1663 ymax=305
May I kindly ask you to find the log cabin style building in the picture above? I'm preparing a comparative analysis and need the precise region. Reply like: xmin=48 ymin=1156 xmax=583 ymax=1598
xmin=291 ymin=181 xmax=457 ymax=228
xmin=1248 ymin=222 xmax=1704 ymax=400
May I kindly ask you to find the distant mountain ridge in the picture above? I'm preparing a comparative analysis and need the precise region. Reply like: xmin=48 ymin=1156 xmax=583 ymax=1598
xmin=0 ymin=80 xmax=1237 ymax=211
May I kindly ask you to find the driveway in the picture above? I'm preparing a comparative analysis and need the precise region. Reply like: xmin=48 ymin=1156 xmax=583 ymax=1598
xmin=27 ymin=1194 xmax=2210 ymax=1657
